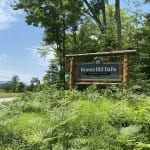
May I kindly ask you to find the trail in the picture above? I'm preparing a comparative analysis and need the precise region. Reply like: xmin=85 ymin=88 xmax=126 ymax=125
xmin=0 ymin=98 xmax=15 ymax=104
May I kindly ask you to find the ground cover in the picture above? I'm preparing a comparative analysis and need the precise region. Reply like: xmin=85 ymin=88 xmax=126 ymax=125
xmin=0 ymin=86 xmax=150 ymax=149
xmin=0 ymin=92 xmax=21 ymax=98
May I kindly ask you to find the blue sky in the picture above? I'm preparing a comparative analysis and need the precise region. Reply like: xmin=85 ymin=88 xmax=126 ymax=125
xmin=0 ymin=0 xmax=149 ymax=83
xmin=0 ymin=0 xmax=54 ymax=83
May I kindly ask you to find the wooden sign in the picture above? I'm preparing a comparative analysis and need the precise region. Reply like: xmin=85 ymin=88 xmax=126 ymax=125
xmin=65 ymin=50 xmax=136 ymax=90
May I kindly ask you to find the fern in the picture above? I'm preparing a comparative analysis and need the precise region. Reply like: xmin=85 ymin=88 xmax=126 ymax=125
xmin=0 ymin=87 xmax=150 ymax=149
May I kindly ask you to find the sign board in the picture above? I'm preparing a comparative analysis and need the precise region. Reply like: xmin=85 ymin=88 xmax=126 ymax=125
xmin=65 ymin=50 xmax=137 ymax=90
xmin=77 ymin=62 xmax=122 ymax=81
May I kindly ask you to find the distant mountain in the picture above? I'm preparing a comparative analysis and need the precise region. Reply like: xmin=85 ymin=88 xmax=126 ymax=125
xmin=0 ymin=81 xmax=9 ymax=84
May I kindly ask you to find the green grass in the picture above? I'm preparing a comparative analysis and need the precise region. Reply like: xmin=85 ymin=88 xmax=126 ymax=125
xmin=0 ymin=92 xmax=20 ymax=98
xmin=0 ymin=87 xmax=150 ymax=149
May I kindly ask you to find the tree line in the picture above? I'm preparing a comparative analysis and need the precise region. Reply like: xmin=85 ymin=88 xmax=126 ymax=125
xmin=0 ymin=75 xmax=41 ymax=93
xmin=12 ymin=0 xmax=150 ymax=89
xmin=0 ymin=63 xmax=60 ymax=92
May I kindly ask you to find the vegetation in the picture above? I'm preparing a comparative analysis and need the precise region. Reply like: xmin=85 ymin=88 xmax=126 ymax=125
xmin=0 ymin=86 xmax=150 ymax=149
xmin=12 ymin=0 xmax=150 ymax=87
xmin=0 ymin=1 xmax=149 ymax=149
xmin=0 ymin=75 xmax=41 ymax=93
xmin=0 ymin=93 xmax=20 ymax=98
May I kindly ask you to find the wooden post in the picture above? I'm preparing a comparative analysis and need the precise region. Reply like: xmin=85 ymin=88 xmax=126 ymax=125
xmin=123 ymin=53 xmax=129 ymax=92
xmin=65 ymin=59 xmax=70 ymax=69
xmin=70 ymin=57 xmax=75 ymax=90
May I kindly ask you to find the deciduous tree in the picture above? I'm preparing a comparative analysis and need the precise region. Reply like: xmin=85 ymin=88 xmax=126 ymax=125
xmin=13 ymin=0 xmax=83 ymax=87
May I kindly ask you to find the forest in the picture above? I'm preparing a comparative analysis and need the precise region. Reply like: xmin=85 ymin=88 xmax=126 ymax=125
xmin=0 ymin=0 xmax=150 ymax=149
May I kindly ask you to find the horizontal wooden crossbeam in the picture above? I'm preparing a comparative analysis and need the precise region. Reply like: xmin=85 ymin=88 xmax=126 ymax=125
xmin=66 ymin=50 xmax=136 ymax=58
xmin=75 ymin=82 xmax=121 ymax=85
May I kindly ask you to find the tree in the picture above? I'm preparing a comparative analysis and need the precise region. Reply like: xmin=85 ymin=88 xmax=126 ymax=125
xmin=13 ymin=0 xmax=83 ymax=87
xmin=115 ymin=0 xmax=122 ymax=49
xmin=13 ymin=0 xmax=150 ymax=89
xmin=137 ymin=10 xmax=150 ymax=79
xmin=29 ymin=77 xmax=41 ymax=91
xmin=15 ymin=82 xmax=25 ymax=92
xmin=43 ymin=63 xmax=59 ymax=85
xmin=11 ymin=75 xmax=19 ymax=92
xmin=83 ymin=0 xmax=107 ymax=33
xmin=0 ymin=75 xmax=26 ymax=92
xmin=0 ymin=82 xmax=12 ymax=92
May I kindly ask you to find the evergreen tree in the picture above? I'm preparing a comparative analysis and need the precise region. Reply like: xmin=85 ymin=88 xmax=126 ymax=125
xmin=43 ymin=63 xmax=59 ymax=85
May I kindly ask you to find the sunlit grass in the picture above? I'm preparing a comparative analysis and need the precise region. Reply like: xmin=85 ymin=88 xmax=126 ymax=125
xmin=0 ymin=92 xmax=21 ymax=98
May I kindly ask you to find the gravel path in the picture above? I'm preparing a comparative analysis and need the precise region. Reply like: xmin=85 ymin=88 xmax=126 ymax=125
xmin=0 ymin=98 xmax=15 ymax=104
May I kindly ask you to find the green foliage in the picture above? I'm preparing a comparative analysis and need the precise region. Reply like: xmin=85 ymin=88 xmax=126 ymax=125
xmin=0 ymin=75 xmax=26 ymax=93
xmin=0 ymin=75 xmax=44 ymax=93
xmin=0 ymin=92 xmax=20 ymax=98
xmin=0 ymin=86 xmax=150 ymax=149
xmin=43 ymin=63 xmax=60 ymax=86
xmin=12 ymin=0 xmax=150 ymax=87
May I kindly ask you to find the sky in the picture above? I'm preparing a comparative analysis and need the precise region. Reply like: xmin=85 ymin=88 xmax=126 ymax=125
xmin=0 ymin=0 xmax=54 ymax=83
xmin=0 ymin=0 xmax=149 ymax=84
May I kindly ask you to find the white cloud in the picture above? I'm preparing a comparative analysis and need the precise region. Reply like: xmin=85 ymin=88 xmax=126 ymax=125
xmin=0 ymin=0 xmax=22 ymax=30
xmin=0 ymin=45 xmax=55 ymax=83
xmin=0 ymin=69 xmax=36 ymax=84
xmin=28 ymin=45 xmax=55 ymax=66
xmin=0 ymin=53 xmax=37 ymax=83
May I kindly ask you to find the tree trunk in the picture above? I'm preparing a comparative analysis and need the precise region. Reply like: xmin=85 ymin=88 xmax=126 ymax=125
xmin=115 ymin=0 xmax=122 ymax=50
xmin=60 ymin=0 xmax=66 ymax=88
xmin=102 ymin=0 xmax=107 ymax=32
xmin=62 ymin=27 xmax=66 ymax=88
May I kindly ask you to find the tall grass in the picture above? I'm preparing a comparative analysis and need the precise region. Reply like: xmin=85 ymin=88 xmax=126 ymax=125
xmin=0 ymin=86 xmax=150 ymax=149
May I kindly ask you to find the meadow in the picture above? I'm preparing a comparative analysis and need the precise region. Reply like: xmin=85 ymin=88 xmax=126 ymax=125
xmin=0 ymin=86 xmax=150 ymax=150
xmin=0 ymin=92 xmax=20 ymax=98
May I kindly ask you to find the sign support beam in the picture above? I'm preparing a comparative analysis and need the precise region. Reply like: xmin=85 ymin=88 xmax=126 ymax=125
xmin=123 ymin=53 xmax=129 ymax=92
xmin=70 ymin=57 xmax=75 ymax=90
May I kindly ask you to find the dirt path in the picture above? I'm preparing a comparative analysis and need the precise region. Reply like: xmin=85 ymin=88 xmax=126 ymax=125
xmin=0 ymin=98 xmax=15 ymax=104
